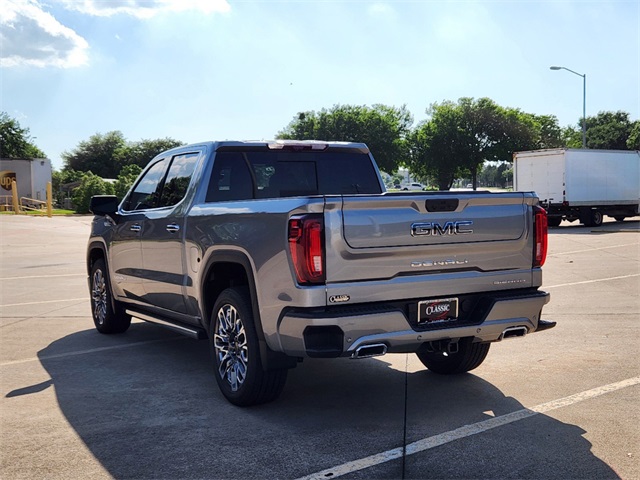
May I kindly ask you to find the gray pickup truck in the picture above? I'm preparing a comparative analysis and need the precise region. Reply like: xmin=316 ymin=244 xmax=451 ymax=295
xmin=88 ymin=140 xmax=554 ymax=406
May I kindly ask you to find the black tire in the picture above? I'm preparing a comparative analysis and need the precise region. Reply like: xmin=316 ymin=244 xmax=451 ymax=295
xmin=210 ymin=287 xmax=287 ymax=406
xmin=614 ymin=216 xmax=626 ymax=222
xmin=590 ymin=210 xmax=603 ymax=227
xmin=416 ymin=338 xmax=490 ymax=374
xmin=90 ymin=258 xmax=131 ymax=334
xmin=547 ymin=217 xmax=562 ymax=227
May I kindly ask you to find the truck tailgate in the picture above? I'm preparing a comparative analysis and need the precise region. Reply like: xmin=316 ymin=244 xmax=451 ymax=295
xmin=324 ymin=192 xmax=536 ymax=285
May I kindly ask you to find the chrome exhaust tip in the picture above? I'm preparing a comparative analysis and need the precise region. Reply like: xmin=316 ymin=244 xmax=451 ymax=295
xmin=500 ymin=326 xmax=528 ymax=340
xmin=351 ymin=343 xmax=388 ymax=359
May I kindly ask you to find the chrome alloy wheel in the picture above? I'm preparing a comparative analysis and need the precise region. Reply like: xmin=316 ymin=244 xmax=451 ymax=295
xmin=214 ymin=304 xmax=249 ymax=392
xmin=91 ymin=269 xmax=108 ymax=325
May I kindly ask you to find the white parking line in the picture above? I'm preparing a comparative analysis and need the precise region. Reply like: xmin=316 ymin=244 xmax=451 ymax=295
xmin=545 ymin=273 xmax=640 ymax=289
xmin=296 ymin=376 xmax=640 ymax=480
xmin=550 ymin=242 xmax=639 ymax=256
xmin=0 ymin=298 xmax=87 ymax=308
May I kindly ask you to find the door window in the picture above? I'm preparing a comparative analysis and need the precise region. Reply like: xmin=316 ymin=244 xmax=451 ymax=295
xmin=125 ymin=158 xmax=169 ymax=211
xmin=158 ymin=153 xmax=199 ymax=207
xmin=124 ymin=153 xmax=199 ymax=211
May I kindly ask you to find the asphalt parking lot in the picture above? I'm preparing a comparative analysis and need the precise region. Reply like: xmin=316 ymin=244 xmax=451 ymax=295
xmin=1 ymin=214 xmax=639 ymax=479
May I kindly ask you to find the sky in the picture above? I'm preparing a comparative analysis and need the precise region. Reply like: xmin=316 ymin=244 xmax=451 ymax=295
xmin=1 ymin=0 xmax=639 ymax=171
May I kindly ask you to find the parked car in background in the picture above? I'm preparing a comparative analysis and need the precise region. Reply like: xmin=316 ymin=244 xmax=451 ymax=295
xmin=401 ymin=182 xmax=426 ymax=191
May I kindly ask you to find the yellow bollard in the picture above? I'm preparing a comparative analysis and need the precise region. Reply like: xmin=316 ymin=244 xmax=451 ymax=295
xmin=46 ymin=182 xmax=53 ymax=218
xmin=11 ymin=179 xmax=19 ymax=214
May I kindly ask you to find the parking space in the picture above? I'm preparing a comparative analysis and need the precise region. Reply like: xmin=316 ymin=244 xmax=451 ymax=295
xmin=1 ymin=215 xmax=638 ymax=479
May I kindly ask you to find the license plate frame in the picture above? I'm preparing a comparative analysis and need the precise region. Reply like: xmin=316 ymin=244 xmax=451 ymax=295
xmin=417 ymin=297 xmax=459 ymax=324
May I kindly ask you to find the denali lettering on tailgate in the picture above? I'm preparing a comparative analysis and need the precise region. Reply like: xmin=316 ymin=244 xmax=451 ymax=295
xmin=411 ymin=221 xmax=474 ymax=236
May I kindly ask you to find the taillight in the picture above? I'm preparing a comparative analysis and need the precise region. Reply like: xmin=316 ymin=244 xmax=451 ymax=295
xmin=288 ymin=214 xmax=325 ymax=285
xmin=533 ymin=205 xmax=548 ymax=267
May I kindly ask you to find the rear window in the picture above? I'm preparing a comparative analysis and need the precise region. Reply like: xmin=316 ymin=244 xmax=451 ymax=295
xmin=206 ymin=150 xmax=381 ymax=202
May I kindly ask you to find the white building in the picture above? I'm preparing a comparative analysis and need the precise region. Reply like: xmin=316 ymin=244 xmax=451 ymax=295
xmin=0 ymin=158 xmax=52 ymax=202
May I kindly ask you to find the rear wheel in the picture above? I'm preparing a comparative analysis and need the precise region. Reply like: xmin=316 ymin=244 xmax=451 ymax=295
xmin=90 ymin=258 xmax=131 ymax=334
xmin=210 ymin=287 xmax=287 ymax=406
xmin=584 ymin=209 xmax=603 ymax=227
xmin=591 ymin=210 xmax=603 ymax=227
xmin=416 ymin=338 xmax=490 ymax=374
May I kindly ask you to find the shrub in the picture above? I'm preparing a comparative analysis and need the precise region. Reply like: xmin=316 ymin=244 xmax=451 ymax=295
xmin=72 ymin=172 xmax=114 ymax=214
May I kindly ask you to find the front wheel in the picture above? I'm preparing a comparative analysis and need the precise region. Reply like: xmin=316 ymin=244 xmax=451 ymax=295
xmin=210 ymin=287 xmax=287 ymax=406
xmin=416 ymin=338 xmax=490 ymax=374
xmin=90 ymin=258 xmax=131 ymax=334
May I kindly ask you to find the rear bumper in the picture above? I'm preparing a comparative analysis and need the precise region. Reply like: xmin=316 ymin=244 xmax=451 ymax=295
xmin=276 ymin=290 xmax=551 ymax=358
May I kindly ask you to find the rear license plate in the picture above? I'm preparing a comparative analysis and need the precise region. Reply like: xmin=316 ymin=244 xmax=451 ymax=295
xmin=418 ymin=297 xmax=458 ymax=324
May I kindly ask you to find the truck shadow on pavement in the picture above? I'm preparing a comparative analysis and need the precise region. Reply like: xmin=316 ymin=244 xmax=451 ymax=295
xmin=19 ymin=322 xmax=620 ymax=479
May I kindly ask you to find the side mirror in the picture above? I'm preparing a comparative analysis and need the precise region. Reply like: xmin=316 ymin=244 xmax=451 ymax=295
xmin=90 ymin=195 xmax=119 ymax=218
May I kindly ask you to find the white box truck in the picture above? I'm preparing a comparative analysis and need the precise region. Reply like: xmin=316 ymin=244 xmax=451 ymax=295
xmin=513 ymin=149 xmax=639 ymax=227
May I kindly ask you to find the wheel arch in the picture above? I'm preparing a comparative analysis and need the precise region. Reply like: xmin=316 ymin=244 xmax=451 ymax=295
xmin=200 ymin=250 xmax=263 ymax=340
xmin=87 ymin=240 xmax=107 ymax=276
xmin=200 ymin=250 xmax=297 ymax=371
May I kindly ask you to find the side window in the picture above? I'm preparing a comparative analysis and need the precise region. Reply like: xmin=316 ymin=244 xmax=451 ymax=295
xmin=245 ymin=155 xmax=318 ymax=199
xmin=252 ymin=163 xmax=276 ymax=197
xmin=270 ymin=161 xmax=318 ymax=197
xmin=206 ymin=153 xmax=254 ymax=202
xmin=158 ymin=153 xmax=199 ymax=208
xmin=125 ymin=158 xmax=169 ymax=211
xmin=317 ymin=154 xmax=382 ymax=194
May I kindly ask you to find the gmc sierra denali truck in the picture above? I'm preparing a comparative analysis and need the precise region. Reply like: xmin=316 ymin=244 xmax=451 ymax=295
xmin=87 ymin=140 xmax=554 ymax=406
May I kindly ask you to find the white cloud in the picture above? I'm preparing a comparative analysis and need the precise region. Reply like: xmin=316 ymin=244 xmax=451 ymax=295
xmin=59 ymin=0 xmax=231 ymax=18
xmin=0 ymin=0 xmax=89 ymax=68
xmin=0 ymin=0 xmax=230 ymax=69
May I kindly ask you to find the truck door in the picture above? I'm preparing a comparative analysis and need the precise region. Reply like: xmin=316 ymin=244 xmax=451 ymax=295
xmin=111 ymin=157 xmax=174 ymax=302
xmin=140 ymin=152 xmax=200 ymax=315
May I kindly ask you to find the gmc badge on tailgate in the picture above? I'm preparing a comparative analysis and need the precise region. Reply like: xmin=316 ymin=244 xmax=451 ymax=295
xmin=411 ymin=221 xmax=473 ymax=236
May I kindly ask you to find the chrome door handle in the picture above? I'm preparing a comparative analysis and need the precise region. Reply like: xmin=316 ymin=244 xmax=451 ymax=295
xmin=166 ymin=223 xmax=180 ymax=233
xmin=129 ymin=224 xmax=142 ymax=232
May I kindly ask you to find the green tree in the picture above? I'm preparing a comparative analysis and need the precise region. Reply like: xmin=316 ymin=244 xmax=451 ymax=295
xmin=502 ymin=166 xmax=513 ymax=187
xmin=456 ymin=99 xmax=546 ymax=187
xmin=585 ymin=111 xmax=633 ymax=150
xmin=408 ymin=98 xmax=543 ymax=190
xmin=563 ymin=125 xmax=582 ymax=149
xmin=627 ymin=120 xmax=640 ymax=150
xmin=0 ymin=112 xmax=46 ymax=158
xmin=62 ymin=131 xmax=126 ymax=178
xmin=52 ymin=168 xmax=83 ymax=206
xmin=113 ymin=164 xmax=142 ymax=200
xmin=478 ymin=162 xmax=510 ymax=188
xmin=72 ymin=172 xmax=115 ymax=214
xmin=114 ymin=138 xmax=184 ymax=169
xmin=406 ymin=103 xmax=467 ymax=190
xmin=277 ymin=104 xmax=414 ymax=173
xmin=527 ymin=114 xmax=565 ymax=149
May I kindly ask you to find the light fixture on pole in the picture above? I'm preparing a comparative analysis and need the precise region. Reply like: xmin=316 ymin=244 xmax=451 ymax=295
xmin=550 ymin=66 xmax=587 ymax=148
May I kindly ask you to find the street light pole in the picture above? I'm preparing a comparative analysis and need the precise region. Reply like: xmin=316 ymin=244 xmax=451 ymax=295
xmin=550 ymin=66 xmax=587 ymax=148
